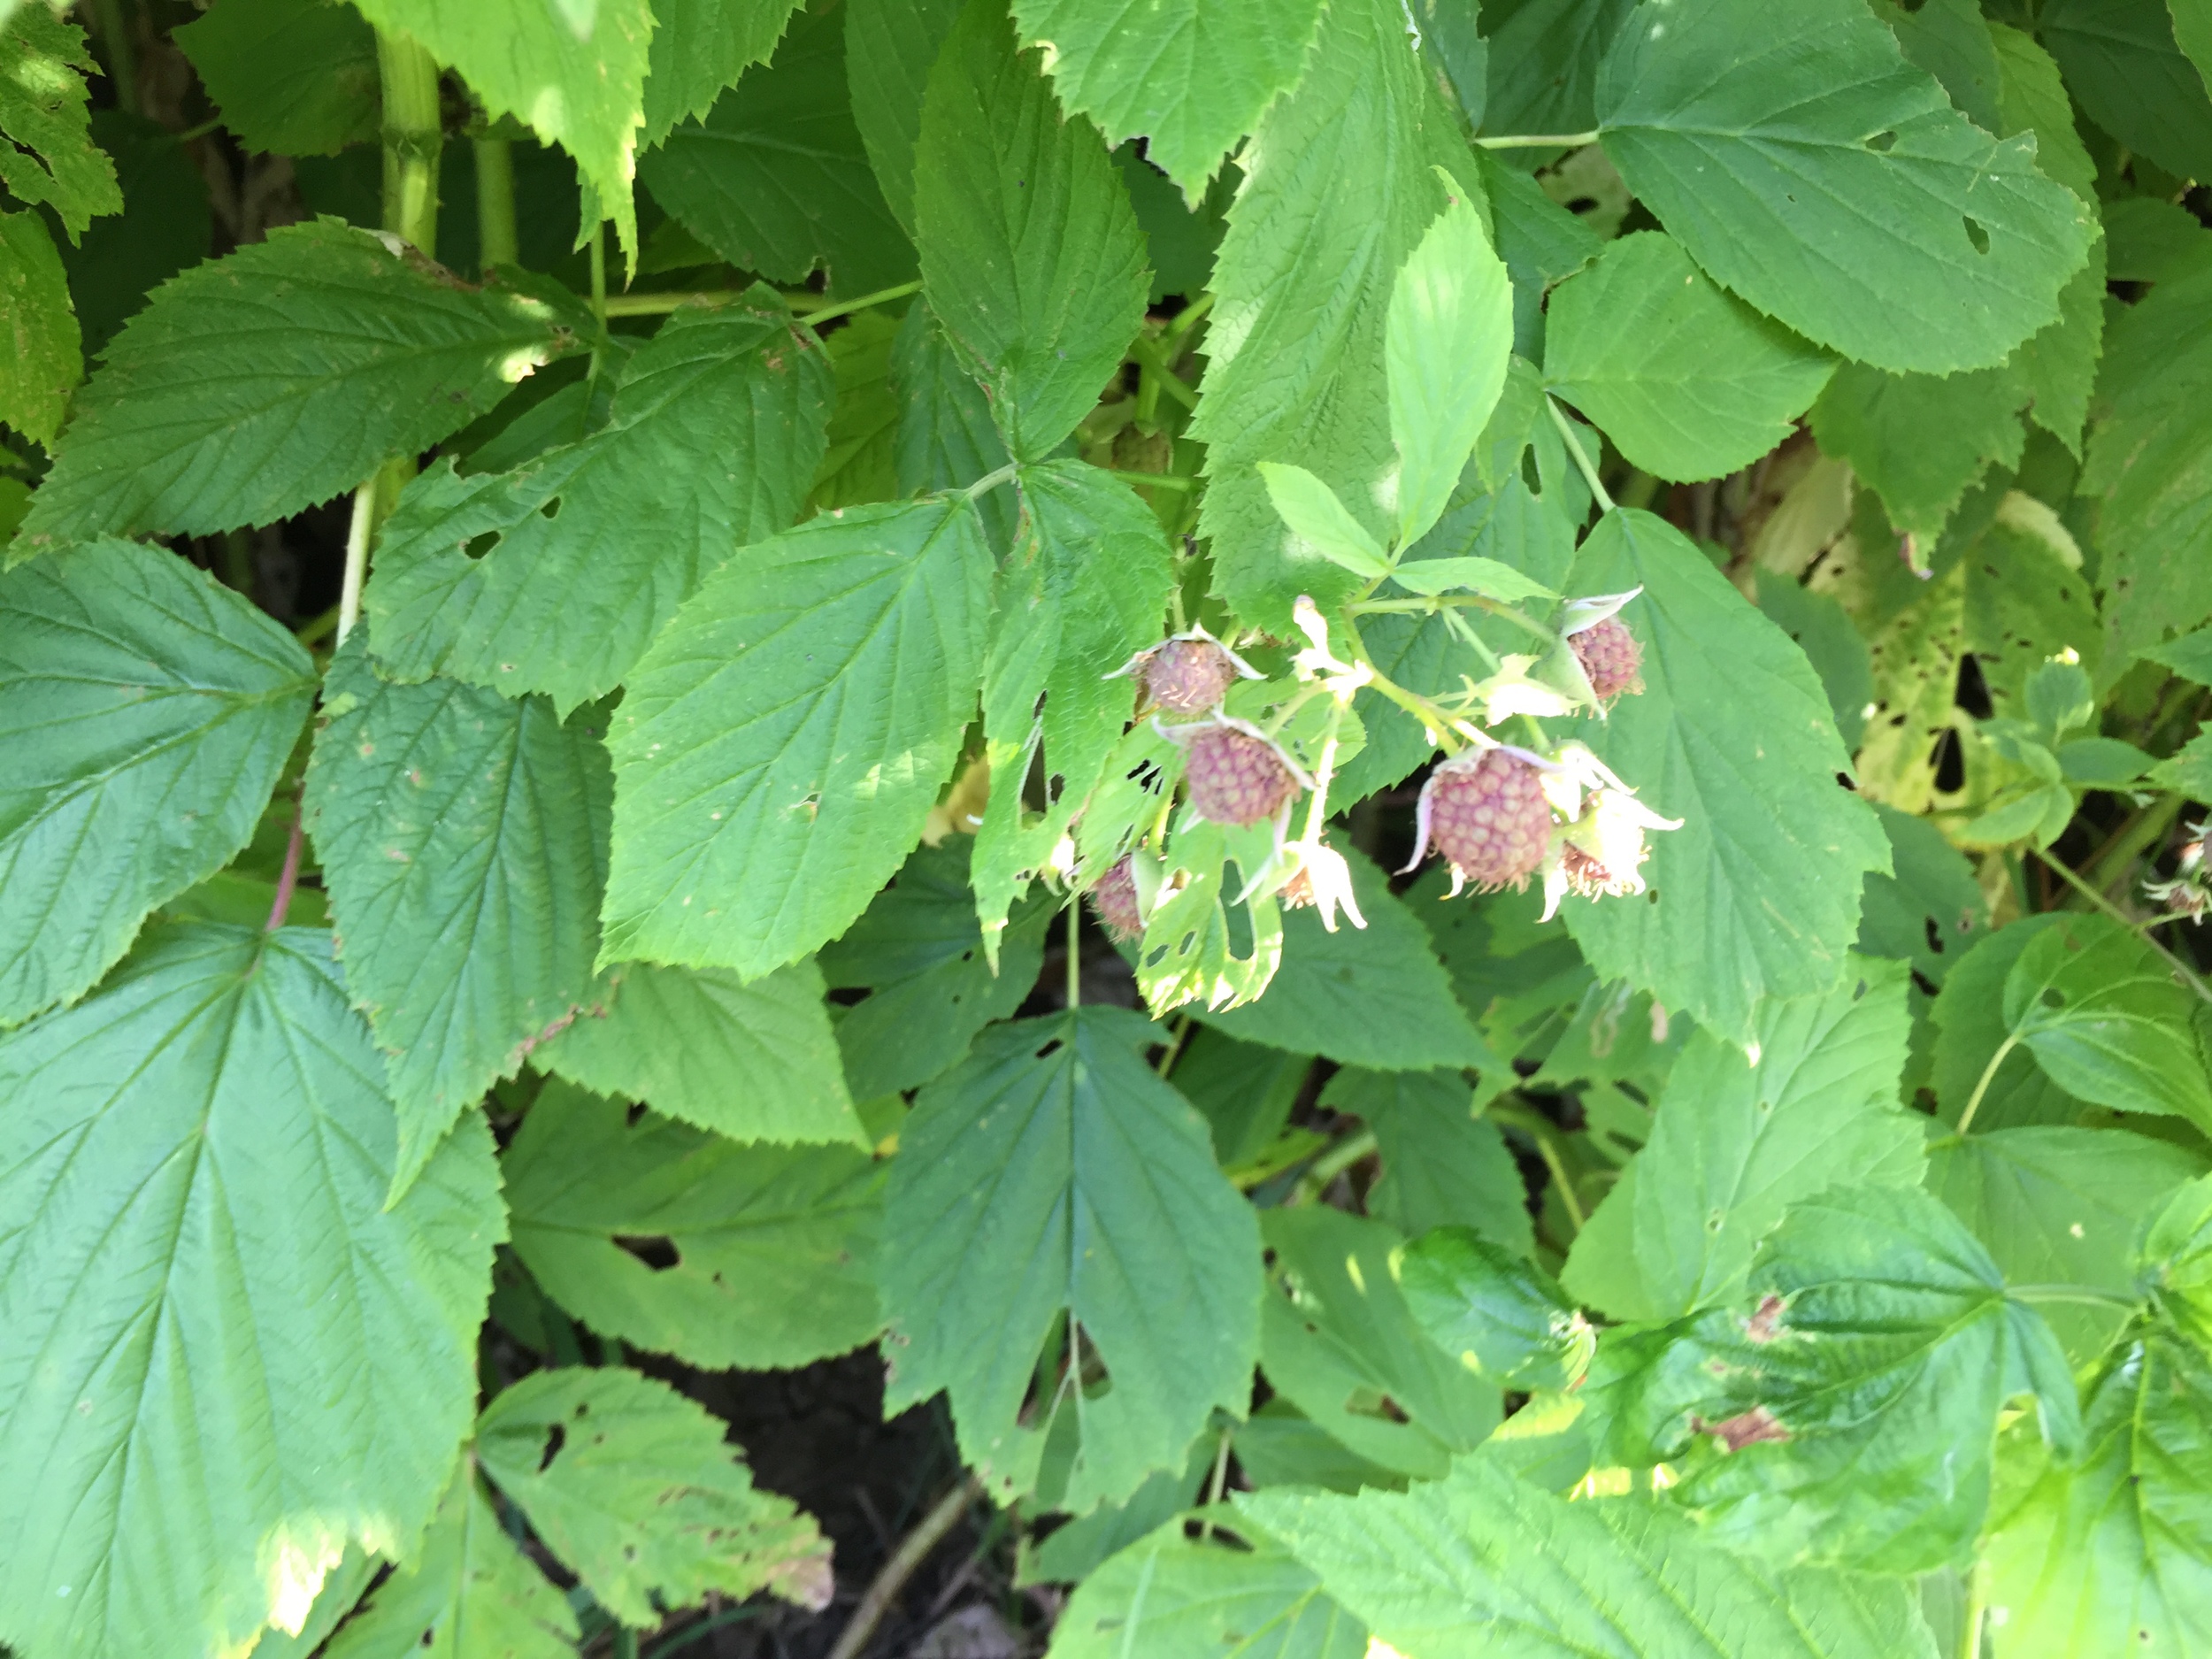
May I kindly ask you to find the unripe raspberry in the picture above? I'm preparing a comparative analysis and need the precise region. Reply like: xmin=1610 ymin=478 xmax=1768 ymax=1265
xmin=1185 ymin=723 xmax=1303 ymax=826
xmin=1570 ymin=618 xmax=1644 ymax=702
xmin=1411 ymin=749 xmax=1552 ymax=892
xmin=1088 ymin=856 xmax=1144 ymax=941
xmin=1145 ymin=637 xmax=1240 ymax=712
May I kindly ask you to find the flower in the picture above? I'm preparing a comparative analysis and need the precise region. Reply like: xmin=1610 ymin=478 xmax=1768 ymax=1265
xmin=1280 ymin=839 xmax=1366 ymax=932
xmin=1540 ymin=786 xmax=1685 ymax=920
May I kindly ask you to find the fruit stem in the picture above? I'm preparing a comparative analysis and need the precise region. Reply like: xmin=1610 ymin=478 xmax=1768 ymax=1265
xmin=1336 ymin=605 xmax=1471 ymax=753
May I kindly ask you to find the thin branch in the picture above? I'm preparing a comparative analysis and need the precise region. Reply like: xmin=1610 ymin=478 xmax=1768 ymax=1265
xmin=1477 ymin=130 xmax=1601 ymax=150
xmin=265 ymin=801 xmax=306 ymax=931
xmin=1547 ymin=396 xmax=1615 ymax=514
xmin=825 ymin=1475 xmax=982 ymax=1659
xmin=1953 ymin=1033 xmax=2019 ymax=1138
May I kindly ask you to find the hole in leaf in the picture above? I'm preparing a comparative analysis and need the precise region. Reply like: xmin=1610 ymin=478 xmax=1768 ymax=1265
xmin=1034 ymin=1038 xmax=1065 ymax=1061
xmin=464 ymin=532 xmax=499 ymax=560
xmin=624 ymin=1101 xmax=649 ymax=1127
xmin=1924 ymin=915 xmax=1946 ymax=956
xmin=2042 ymin=987 xmax=2065 ymax=1010
xmin=614 ymin=1234 xmax=680 ymax=1271
xmin=1520 ymin=447 xmax=1543 ymax=495
xmin=1911 ymin=968 xmax=1939 ymax=998
xmin=539 ymin=495 xmax=563 ymax=521
xmin=537 ymin=1423 xmax=566 ymax=1471
xmin=1963 ymin=215 xmax=1990 ymax=254
xmin=1867 ymin=130 xmax=1898 ymax=152
xmin=1930 ymin=727 xmax=1965 ymax=792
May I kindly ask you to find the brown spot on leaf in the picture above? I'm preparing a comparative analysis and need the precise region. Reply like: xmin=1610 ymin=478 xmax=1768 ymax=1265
xmin=1745 ymin=1294 xmax=1786 ymax=1343
xmin=1694 ymin=1406 xmax=1790 ymax=1452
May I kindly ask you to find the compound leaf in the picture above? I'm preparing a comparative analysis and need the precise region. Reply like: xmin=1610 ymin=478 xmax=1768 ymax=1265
xmin=1562 ymin=508 xmax=1890 ymax=1041
xmin=367 ymin=298 xmax=831 ymax=714
xmin=881 ymin=1007 xmax=1263 ymax=1513
xmin=474 ymin=1366 xmax=833 ymax=1626
xmin=0 ymin=923 xmax=503 ymax=1659
xmin=1595 ymin=0 xmax=2093 ymax=373
xmin=19 ymin=221 xmax=579 ymax=548
xmin=503 ymin=1081 xmax=882 ymax=1371
xmin=915 ymin=0 xmax=1150 ymax=459
xmin=0 ymin=538 xmax=317 ymax=1028
xmin=601 ymin=494 xmax=993 ymax=979
xmin=305 ymin=643 xmax=611 ymax=1197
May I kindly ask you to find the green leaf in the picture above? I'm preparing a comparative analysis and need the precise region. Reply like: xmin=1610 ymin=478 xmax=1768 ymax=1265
xmin=349 ymin=0 xmax=652 ymax=266
xmin=1398 ymin=1229 xmax=1591 ymax=1392
xmin=1010 ymin=0 xmax=1325 ymax=200
xmin=2081 ymin=265 xmax=2212 ymax=658
xmin=1383 ymin=555 xmax=1556 ymax=603
xmin=1756 ymin=575 xmax=1875 ymax=752
xmin=1319 ymin=1068 xmax=1532 ymax=1255
xmin=304 ymin=643 xmax=611 ymax=1196
xmin=641 ymin=0 xmax=803 ymax=149
xmin=1545 ymin=231 xmax=1835 ymax=484
xmin=1241 ymin=1453 xmax=1939 ymax=1659
xmin=60 ymin=109 xmax=211 ymax=361
xmin=1931 ymin=915 xmax=2086 ymax=1130
xmin=503 ymin=1080 xmax=882 ymax=1371
xmin=1960 ymin=503 xmax=2101 ymax=718
xmin=1259 ymin=1207 xmax=1499 ymax=1480
xmin=844 ymin=0 xmax=964 ymax=238
xmin=1200 ymin=848 xmax=1496 ymax=1071
xmin=319 ymin=1465 xmax=578 ymax=1659
xmin=819 ymin=839 xmax=1049 ymax=1097
xmin=891 ymin=296 xmax=1018 ymax=550
xmin=1192 ymin=0 xmax=1476 ymax=630
xmin=1018 ymin=1440 xmax=1210 ymax=1587
xmin=2039 ymin=0 xmax=2212 ymax=181
xmin=1255 ymin=462 xmax=1391 ymax=579
xmin=474 ymin=1366 xmax=833 ymax=1625
xmin=18 ymin=221 xmax=578 ymax=549
xmin=1985 ymin=1327 xmax=2212 ymax=1659
xmin=2143 ymin=1171 xmax=2212 ymax=1348
xmin=1475 ymin=151 xmax=1599 ymax=357
xmin=601 ymin=494 xmax=993 ymax=978
xmin=1387 ymin=186 xmax=1513 ymax=548
xmin=253 ymin=1550 xmax=378 ymax=1659
xmin=1601 ymin=1185 xmax=2082 ymax=1574
xmin=535 ymin=956 xmax=864 ymax=1145
xmin=1594 ymin=0 xmax=2093 ymax=373
xmin=2001 ymin=914 xmax=2212 ymax=1130
xmin=640 ymin=7 xmax=914 ymax=297
xmin=973 ymin=461 xmax=1173 ymax=941
xmin=173 ymin=0 xmax=379 ymax=157
xmin=809 ymin=304 xmax=902 ymax=509
xmin=1562 ymin=509 xmax=1891 ymax=1042
xmin=1809 ymin=361 xmax=2025 ymax=538
xmin=880 ymin=1007 xmax=1263 ymax=1511
xmin=0 ymin=923 xmax=502 ymax=1659
xmin=1478 ymin=0 xmax=1636 ymax=139
xmin=1878 ymin=0 xmax=2002 ymax=134
xmin=1930 ymin=1125 xmax=2206 ymax=1365
xmin=0 ymin=538 xmax=317 ymax=1026
xmin=365 ymin=297 xmax=833 ymax=714
xmin=0 ymin=7 xmax=119 ymax=240
xmin=0 ymin=208 xmax=78 ymax=445
xmin=1563 ymin=959 xmax=1922 ymax=1322
xmin=915 ymin=0 xmax=1149 ymax=459
xmin=1046 ymin=1525 xmax=1366 ymax=1659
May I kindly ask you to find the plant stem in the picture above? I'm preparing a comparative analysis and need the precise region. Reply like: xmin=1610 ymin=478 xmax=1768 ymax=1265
xmin=1298 ymin=1128 xmax=1377 ymax=1200
xmin=91 ymin=0 xmax=139 ymax=116
xmin=587 ymin=219 xmax=609 ymax=386
xmin=1335 ymin=605 xmax=1471 ymax=752
xmin=1962 ymin=1562 xmax=1987 ymax=1659
xmin=376 ymin=30 xmax=443 ymax=255
xmin=1953 ymin=1033 xmax=2019 ymax=1137
xmin=795 ymin=278 xmax=925 ymax=327
xmin=964 ymin=462 xmax=1019 ymax=498
xmin=2031 ymin=845 xmax=2212 ymax=1005
xmin=1198 ymin=1427 xmax=1233 ymax=1540
xmin=612 ymin=1629 xmax=638 ymax=1659
xmin=2086 ymin=793 xmax=2186 ymax=897
xmin=1477 ymin=130 xmax=1601 ymax=150
xmin=1535 ymin=1133 xmax=1586 ymax=1235
xmin=1065 ymin=900 xmax=1081 ymax=1009
xmin=826 ymin=1476 xmax=981 ymax=1659
xmin=1110 ymin=469 xmax=1196 ymax=491
xmin=265 ymin=800 xmax=306 ymax=931
xmin=2009 ymin=1283 xmax=2139 ymax=1309
xmin=335 ymin=480 xmax=376 ymax=646
xmin=1154 ymin=1012 xmax=1192 ymax=1078
xmin=472 ymin=136 xmax=518 ymax=268
xmin=1547 ymin=396 xmax=1615 ymax=514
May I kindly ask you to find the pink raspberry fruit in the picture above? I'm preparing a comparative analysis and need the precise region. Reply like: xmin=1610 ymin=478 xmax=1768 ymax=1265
xmin=1185 ymin=725 xmax=1302 ymax=827
xmin=1570 ymin=618 xmax=1645 ymax=702
xmin=1417 ymin=749 xmax=1553 ymax=891
xmin=1088 ymin=856 xmax=1144 ymax=941
xmin=1144 ymin=638 xmax=1240 ymax=713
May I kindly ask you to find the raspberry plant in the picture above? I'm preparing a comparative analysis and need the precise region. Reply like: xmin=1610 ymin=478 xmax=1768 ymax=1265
xmin=4 ymin=0 xmax=2212 ymax=1655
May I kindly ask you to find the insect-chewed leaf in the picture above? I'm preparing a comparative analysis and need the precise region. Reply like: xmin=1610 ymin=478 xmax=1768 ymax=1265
xmin=0 ymin=537 xmax=318 ymax=1027
xmin=18 ymin=220 xmax=582 ymax=549
xmin=1596 ymin=0 xmax=2093 ymax=374
xmin=1243 ymin=1451 xmax=1936 ymax=1659
xmin=914 ymin=0 xmax=1150 ymax=460
xmin=881 ymin=1006 xmax=1263 ymax=1513
xmin=305 ymin=641 xmax=610 ymax=1198
xmin=600 ymin=494 xmax=994 ymax=979
xmin=0 ymin=922 xmax=503 ymax=1659
xmin=367 ymin=297 xmax=833 ymax=715
xmin=1563 ymin=958 xmax=1922 ymax=1323
xmin=0 ymin=208 xmax=81 ymax=446
xmin=503 ymin=1081 xmax=882 ymax=1371
xmin=0 ymin=6 xmax=119 ymax=239
xmin=474 ymin=1367 xmax=833 ymax=1625
xmin=1561 ymin=508 xmax=1890 ymax=1042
